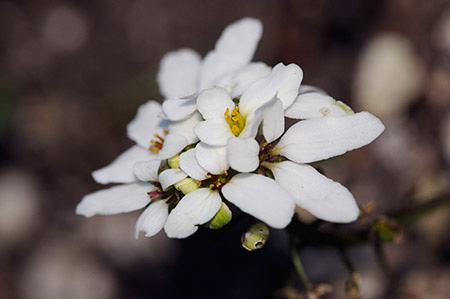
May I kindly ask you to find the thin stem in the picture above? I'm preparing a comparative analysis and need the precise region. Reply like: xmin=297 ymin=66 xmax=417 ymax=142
xmin=289 ymin=235 xmax=313 ymax=291
xmin=338 ymin=247 xmax=355 ymax=274
xmin=373 ymin=240 xmax=392 ymax=280
xmin=374 ymin=239 xmax=400 ymax=297
xmin=388 ymin=193 xmax=450 ymax=226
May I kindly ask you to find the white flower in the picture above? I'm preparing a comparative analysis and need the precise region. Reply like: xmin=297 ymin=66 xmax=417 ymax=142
xmin=91 ymin=99 xmax=200 ymax=185
xmin=260 ymin=100 xmax=385 ymax=223
xmin=192 ymin=62 xmax=303 ymax=173
xmin=159 ymin=17 xmax=269 ymax=122
xmin=155 ymin=111 xmax=202 ymax=160
xmin=78 ymin=157 xmax=200 ymax=239
xmin=91 ymin=101 xmax=167 ymax=185
xmin=77 ymin=15 xmax=387 ymax=242
xmin=164 ymin=147 xmax=295 ymax=238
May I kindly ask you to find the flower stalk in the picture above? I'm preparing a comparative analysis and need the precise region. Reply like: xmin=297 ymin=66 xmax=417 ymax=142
xmin=289 ymin=232 xmax=313 ymax=291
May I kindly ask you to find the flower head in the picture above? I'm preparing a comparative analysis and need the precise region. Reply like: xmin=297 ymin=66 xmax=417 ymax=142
xmin=76 ymin=17 xmax=385 ymax=242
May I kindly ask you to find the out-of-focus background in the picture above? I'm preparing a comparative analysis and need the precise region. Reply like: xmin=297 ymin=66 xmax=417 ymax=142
xmin=1 ymin=0 xmax=450 ymax=298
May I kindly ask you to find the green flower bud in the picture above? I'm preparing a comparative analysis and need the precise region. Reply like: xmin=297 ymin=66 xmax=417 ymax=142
xmin=373 ymin=216 xmax=403 ymax=243
xmin=174 ymin=177 xmax=198 ymax=195
xmin=241 ymin=222 xmax=269 ymax=251
xmin=208 ymin=202 xmax=232 ymax=229
xmin=168 ymin=154 xmax=180 ymax=168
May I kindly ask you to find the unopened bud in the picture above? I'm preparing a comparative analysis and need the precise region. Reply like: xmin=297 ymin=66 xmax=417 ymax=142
xmin=373 ymin=216 xmax=403 ymax=243
xmin=241 ymin=222 xmax=269 ymax=251
xmin=174 ymin=178 xmax=198 ymax=194
xmin=168 ymin=154 xmax=180 ymax=168
xmin=208 ymin=202 xmax=232 ymax=229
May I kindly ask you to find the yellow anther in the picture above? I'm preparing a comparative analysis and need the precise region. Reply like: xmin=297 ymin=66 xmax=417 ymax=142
xmin=231 ymin=125 xmax=240 ymax=135
xmin=163 ymin=129 xmax=169 ymax=134
xmin=154 ymin=133 xmax=165 ymax=143
xmin=151 ymin=140 xmax=163 ymax=148
xmin=149 ymin=130 xmax=168 ymax=153
xmin=149 ymin=147 xmax=160 ymax=153
xmin=224 ymin=106 xmax=245 ymax=137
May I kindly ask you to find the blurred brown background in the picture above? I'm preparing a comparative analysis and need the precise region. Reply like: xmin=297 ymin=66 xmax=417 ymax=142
xmin=1 ymin=0 xmax=450 ymax=298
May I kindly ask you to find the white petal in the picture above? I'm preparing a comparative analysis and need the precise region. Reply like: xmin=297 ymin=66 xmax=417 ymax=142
xmin=227 ymin=137 xmax=260 ymax=172
xmin=194 ymin=118 xmax=234 ymax=146
xmin=275 ymin=112 xmax=385 ymax=163
xmin=92 ymin=145 xmax=155 ymax=184
xmin=285 ymin=93 xmax=354 ymax=119
xmin=133 ymin=160 xmax=161 ymax=182
xmin=298 ymin=84 xmax=328 ymax=95
xmin=216 ymin=62 xmax=271 ymax=98
xmin=239 ymin=99 xmax=272 ymax=139
xmin=265 ymin=161 xmax=359 ymax=223
xmin=196 ymin=87 xmax=235 ymax=120
xmin=262 ymin=98 xmax=285 ymax=142
xmin=179 ymin=149 xmax=208 ymax=180
xmin=222 ymin=174 xmax=295 ymax=228
xmin=157 ymin=133 xmax=188 ymax=160
xmin=195 ymin=142 xmax=229 ymax=175
xmin=158 ymin=168 xmax=188 ymax=191
xmin=240 ymin=63 xmax=303 ymax=115
xmin=199 ymin=18 xmax=262 ymax=90
xmin=134 ymin=200 xmax=169 ymax=239
xmin=76 ymin=183 xmax=154 ymax=217
xmin=126 ymin=100 xmax=169 ymax=149
xmin=162 ymin=97 xmax=197 ymax=121
xmin=168 ymin=111 xmax=202 ymax=144
xmin=157 ymin=48 xmax=201 ymax=99
xmin=164 ymin=188 xmax=222 ymax=238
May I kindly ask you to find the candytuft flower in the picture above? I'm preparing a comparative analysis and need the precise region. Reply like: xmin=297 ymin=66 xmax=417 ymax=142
xmin=262 ymin=93 xmax=385 ymax=222
xmin=164 ymin=146 xmax=295 ymax=238
xmin=159 ymin=17 xmax=267 ymax=122
xmin=76 ymin=16 xmax=385 ymax=243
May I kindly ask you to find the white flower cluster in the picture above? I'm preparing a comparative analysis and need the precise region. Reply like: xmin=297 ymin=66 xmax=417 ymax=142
xmin=76 ymin=18 xmax=385 ymax=239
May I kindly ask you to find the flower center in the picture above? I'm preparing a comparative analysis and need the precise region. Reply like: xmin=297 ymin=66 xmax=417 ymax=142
xmin=199 ymin=172 xmax=230 ymax=191
xmin=149 ymin=129 xmax=169 ymax=153
xmin=259 ymin=142 xmax=285 ymax=163
xmin=224 ymin=107 xmax=245 ymax=137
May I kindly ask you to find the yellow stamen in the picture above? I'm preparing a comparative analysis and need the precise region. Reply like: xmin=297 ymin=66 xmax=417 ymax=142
xmin=151 ymin=140 xmax=163 ymax=147
xmin=149 ymin=131 xmax=167 ymax=153
xmin=224 ymin=106 xmax=245 ymax=137
xmin=154 ymin=133 xmax=165 ymax=143
xmin=149 ymin=147 xmax=160 ymax=153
